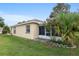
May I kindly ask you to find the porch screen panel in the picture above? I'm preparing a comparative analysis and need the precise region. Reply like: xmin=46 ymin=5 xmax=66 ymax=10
xmin=39 ymin=26 xmax=45 ymax=35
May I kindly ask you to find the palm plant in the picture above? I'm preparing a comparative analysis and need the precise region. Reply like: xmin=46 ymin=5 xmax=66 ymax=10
xmin=54 ymin=13 xmax=79 ymax=47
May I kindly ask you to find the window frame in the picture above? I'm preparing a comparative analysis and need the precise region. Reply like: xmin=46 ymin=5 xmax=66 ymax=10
xmin=26 ymin=25 xmax=30 ymax=33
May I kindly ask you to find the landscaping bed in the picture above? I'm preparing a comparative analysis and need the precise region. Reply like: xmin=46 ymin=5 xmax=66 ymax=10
xmin=0 ymin=34 xmax=79 ymax=56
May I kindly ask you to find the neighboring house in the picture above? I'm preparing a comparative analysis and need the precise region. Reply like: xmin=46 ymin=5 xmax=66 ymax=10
xmin=0 ymin=27 xmax=3 ymax=34
xmin=11 ymin=19 xmax=61 ymax=40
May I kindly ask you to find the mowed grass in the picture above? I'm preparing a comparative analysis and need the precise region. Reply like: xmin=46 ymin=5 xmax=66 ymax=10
xmin=0 ymin=35 xmax=79 ymax=56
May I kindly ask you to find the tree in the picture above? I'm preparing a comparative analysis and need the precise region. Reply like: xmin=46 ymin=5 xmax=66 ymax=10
xmin=2 ymin=26 xmax=10 ymax=34
xmin=46 ymin=3 xmax=71 ymax=40
xmin=47 ymin=3 xmax=70 ymax=38
xmin=0 ymin=17 xmax=5 ymax=27
xmin=46 ymin=4 xmax=70 ymax=41
xmin=49 ymin=3 xmax=70 ymax=18
xmin=52 ymin=13 xmax=79 ymax=47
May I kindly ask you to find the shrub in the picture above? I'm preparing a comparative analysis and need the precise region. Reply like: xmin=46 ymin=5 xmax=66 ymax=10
xmin=2 ymin=26 xmax=10 ymax=34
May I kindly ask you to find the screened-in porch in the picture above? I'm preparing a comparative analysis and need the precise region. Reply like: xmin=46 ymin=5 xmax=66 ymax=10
xmin=38 ymin=26 xmax=54 ymax=40
xmin=38 ymin=26 xmax=61 ymax=40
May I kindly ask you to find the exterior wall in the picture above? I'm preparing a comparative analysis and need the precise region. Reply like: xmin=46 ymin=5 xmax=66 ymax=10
xmin=11 ymin=23 xmax=39 ymax=40
xmin=30 ymin=23 xmax=39 ymax=39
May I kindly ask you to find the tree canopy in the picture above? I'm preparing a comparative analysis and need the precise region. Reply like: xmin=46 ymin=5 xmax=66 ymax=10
xmin=0 ymin=17 xmax=5 ymax=27
xmin=49 ymin=3 xmax=70 ymax=18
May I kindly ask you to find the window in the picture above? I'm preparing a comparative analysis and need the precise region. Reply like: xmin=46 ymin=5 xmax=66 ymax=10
xmin=26 ymin=25 xmax=30 ymax=33
xmin=39 ymin=26 xmax=45 ymax=35
xmin=13 ymin=27 xmax=16 ymax=34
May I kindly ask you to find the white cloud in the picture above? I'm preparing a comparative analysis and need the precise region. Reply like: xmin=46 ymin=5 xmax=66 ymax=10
xmin=0 ymin=12 xmax=42 ymax=26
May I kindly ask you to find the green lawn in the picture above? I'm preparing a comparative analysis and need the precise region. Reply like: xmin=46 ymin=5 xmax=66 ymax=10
xmin=0 ymin=34 xmax=79 ymax=56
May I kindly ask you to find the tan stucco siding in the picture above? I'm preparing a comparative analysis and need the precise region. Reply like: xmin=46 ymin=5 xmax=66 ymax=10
xmin=30 ymin=23 xmax=39 ymax=39
xmin=12 ymin=25 xmax=31 ymax=39
xmin=11 ymin=23 xmax=39 ymax=40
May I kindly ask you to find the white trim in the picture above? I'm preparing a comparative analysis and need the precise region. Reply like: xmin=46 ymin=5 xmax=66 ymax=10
xmin=38 ymin=35 xmax=62 ymax=41
xmin=38 ymin=35 xmax=51 ymax=40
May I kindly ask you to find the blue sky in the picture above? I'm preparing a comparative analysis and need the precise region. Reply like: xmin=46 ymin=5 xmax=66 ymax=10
xmin=0 ymin=3 xmax=79 ymax=26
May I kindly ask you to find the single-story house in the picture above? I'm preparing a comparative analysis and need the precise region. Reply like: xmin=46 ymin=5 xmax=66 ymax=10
xmin=11 ymin=19 xmax=61 ymax=40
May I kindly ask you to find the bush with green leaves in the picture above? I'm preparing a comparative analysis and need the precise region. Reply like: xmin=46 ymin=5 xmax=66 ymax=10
xmin=53 ymin=13 xmax=79 ymax=47
xmin=46 ymin=13 xmax=79 ymax=47
xmin=2 ymin=26 xmax=10 ymax=34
